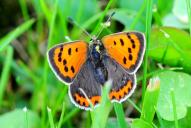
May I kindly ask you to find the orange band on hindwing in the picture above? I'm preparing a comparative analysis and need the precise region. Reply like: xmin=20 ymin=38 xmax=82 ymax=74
xmin=74 ymin=93 xmax=101 ymax=107
xmin=109 ymin=81 xmax=133 ymax=101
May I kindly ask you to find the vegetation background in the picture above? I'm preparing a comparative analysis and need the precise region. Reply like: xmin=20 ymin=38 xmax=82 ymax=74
xmin=0 ymin=0 xmax=191 ymax=128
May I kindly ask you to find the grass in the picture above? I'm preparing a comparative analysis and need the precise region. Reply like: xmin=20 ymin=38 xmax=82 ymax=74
xmin=47 ymin=107 xmax=55 ymax=128
xmin=142 ymin=0 xmax=153 ymax=100
xmin=41 ymin=0 xmax=58 ymax=126
xmin=170 ymin=89 xmax=179 ymax=128
xmin=114 ymin=103 xmax=129 ymax=128
xmin=0 ymin=46 xmax=13 ymax=106
xmin=57 ymin=102 xmax=65 ymax=128
xmin=0 ymin=19 xmax=34 ymax=52
xmin=0 ymin=0 xmax=191 ymax=128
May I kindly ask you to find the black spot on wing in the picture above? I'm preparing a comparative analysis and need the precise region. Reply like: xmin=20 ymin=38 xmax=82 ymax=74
xmin=71 ymin=66 xmax=75 ymax=73
xmin=123 ymin=57 xmax=127 ymax=64
xmin=114 ymin=41 xmax=117 ymax=45
xmin=64 ymin=66 xmax=68 ymax=72
xmin=63 ymin=59 xmax=67 ymax=65
xmin=120 ymin=39 xmax=124 ymax=46
xmin=68 ymin=48 xmax=72 ymax=55
xmin=75 ymin=48 xmax=78 ymax=52
xmin=128 ymin=48 xmax=132 ymax=53
xmin=129 ymin=54 xmax=133 ymax=61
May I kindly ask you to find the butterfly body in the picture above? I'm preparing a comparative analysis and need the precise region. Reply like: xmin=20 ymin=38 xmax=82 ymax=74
xmin=89 ymin=41 xmax=108 ymax=85
xmin=48 ymin=32 xmax=145 ymax=110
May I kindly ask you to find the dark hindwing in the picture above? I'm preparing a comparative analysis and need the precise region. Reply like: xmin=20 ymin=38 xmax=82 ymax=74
xmin=103 ymin=56 xmax=136 ymax=103
xmin=69 ymin=60 xmax=101 ymax=110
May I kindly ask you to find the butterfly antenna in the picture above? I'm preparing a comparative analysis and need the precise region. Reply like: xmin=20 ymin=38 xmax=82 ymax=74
xmin=96 ymin=12 xmax=115 ymax=38
xmin=68 ymin=17 xmax=93 ymax=39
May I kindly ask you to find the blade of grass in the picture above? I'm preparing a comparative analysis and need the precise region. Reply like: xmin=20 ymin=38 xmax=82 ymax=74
xmin=186 ymin=0 xmax=191 ymax=36
xmin=0 ymin=46 xmax=13 ymax=106
xmin=23 ymin=107 xmax=28 ymax=128
xmin=91 ymin=80 xmax=112 ymax=128
xmin=62 ymin=108 xmax=80 ymax=124
xmin=52 ymin=85 xmax=67 ymax=117
xmin=41 ymin=0 xmax=58 ymax=126
xmin=155 ymin=107 xmax=165 ymax=128
xmin=0 ymin=19 xmax=34 ymax=52
xmin=47 ymin=107 xmax=55 ymax=128
xmin=152 ymin=5 xmax=162 ymax=26
xmin=129 ymin=0 xmax=147 ymax=30
xmin=113 ymin=103 xmax=129 ymax=128
xmin=40 ymin=0 xmax=51 ymax=25
xmin=57 ymin=102 xmax=65 ymax=128
xmin=141 ymin=77 xmax=160 ymax=125
xmin=170 ymin=88 xmax=179 ymax=128
xmin=142 ymin=0 xmax=153 ymax=100
xmin=91 ymin=0 xmax=114 ymax=35
xmin=19 ymin=0 xmax=30 ymax=20
xmin=127 ymin=99 xmax=141 ymax=113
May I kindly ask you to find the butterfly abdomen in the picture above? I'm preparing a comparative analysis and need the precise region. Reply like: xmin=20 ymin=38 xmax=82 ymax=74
xmin=94 ymin=67 xmax=108 ymax=84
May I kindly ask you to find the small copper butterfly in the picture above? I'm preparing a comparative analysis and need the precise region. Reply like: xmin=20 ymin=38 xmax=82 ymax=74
xmin=47 ymin=24 xmax=145 ymax=110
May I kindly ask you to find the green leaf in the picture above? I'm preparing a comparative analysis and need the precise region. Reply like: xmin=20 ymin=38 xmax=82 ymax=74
xmin=0 ymin=19 xmax=35 ymax=52
xmin=131 ymin=119 xmax=153 ymax=128
xmin=157 ymin=71 xmax=191 ymax=121
xmin=149 ymin=27 xmax=191 ymax=73
xmin=0 ymin=109 xmax=40 ymax=128
xmin=161 ymin=107 xmax=191 ymax=128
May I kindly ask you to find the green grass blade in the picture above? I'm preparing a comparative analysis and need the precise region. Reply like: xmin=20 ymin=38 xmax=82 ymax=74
xmin=41 ymin=0 xmax=58 ymax=126
xmin=91 ymin=81 xmax=112 ymax=128
xmin=186 ymin=0 xmax=191 ymax=36
xmin=129 ymin=0 xmax=147 ymax=30
xmin=170 ymin=89 xmax=179 ymax=128
xmin=0 ymin=19 xmax=34 ymax=52
xmin=19 ymin=0 xmax=30 ymax=20
xmin=127 ymin=99 xmax=141 ymax=113
xmin=0 ymin=46 xmax=13 ymax=106
xmin=91 ymin=0 xmax=114 ymax=35
xmin=23 ymin=107 xmax=29 ymax=128
xmin=62 ymin=108 xmax=80 ymax=124
xmin=47 ymin=107 xmax=55 ymax=128
xmin=57 ymin=102 xmax=65 ymax=128
xmin=40 ymin=0 xmax=51 ymax=25
xmin=113 ymin=103 xmax=129 ymax=128
xmin=141 ymin=77 xmax=160 ymax=125
xmin=142 ymin=0 xmax=153 ymax=100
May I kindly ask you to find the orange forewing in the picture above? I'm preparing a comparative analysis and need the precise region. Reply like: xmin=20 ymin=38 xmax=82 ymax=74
xmin=48 ymin=41 xmax=88 ymax=83
xmin=102 ymin=32 xmax=145 ymax=73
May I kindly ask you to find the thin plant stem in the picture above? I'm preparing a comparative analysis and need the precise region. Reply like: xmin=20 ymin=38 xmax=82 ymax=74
xmin=170 ymin=89 xmax=179 ymax=128
xmin=142 ymin=0 xmax=153 ymax=101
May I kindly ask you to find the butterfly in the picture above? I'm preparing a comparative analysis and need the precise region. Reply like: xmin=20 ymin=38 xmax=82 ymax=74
xmin=47 ymin=32 xmax=145 ymax=110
